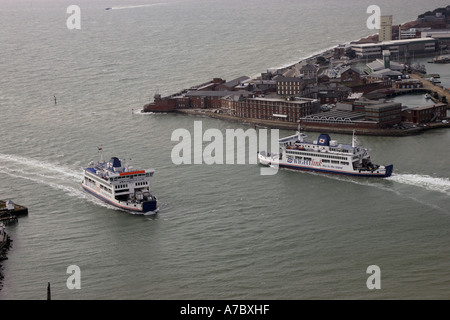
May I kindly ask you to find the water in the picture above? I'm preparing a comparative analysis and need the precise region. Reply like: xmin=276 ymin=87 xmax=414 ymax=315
xmin=1 ymin=0 xmax=450 ymax=300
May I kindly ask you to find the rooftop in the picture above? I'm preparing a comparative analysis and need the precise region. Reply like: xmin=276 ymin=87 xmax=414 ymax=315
xmin=352 ymin=37 xmax=436 ymax=48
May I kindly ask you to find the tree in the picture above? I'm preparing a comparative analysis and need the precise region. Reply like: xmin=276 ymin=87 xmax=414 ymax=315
xmin=316 ymin=56 xmax=327 ymax=65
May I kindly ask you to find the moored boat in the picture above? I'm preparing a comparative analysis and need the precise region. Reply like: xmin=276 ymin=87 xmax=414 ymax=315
xmin=428 ymin=56 xmax=450 ymax=64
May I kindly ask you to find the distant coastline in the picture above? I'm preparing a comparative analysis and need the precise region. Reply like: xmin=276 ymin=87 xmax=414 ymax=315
xmin=142 ymin=6 xmax=450 ymax=136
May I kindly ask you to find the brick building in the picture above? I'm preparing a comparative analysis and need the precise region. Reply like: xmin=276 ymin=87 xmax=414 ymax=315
xmin=300 ymin=64 xmax=317 ymax=80
xmin=401 ymin=103 xmax=447 ymax=123
xmin=216 ymin=76 xmax=250 ymax=91
xmin=353 ymin=99 xmax=402 ymax=127
xmin=394 ymin=79 xmax=423 ymax=89
xmin=301 ymin=83 xmax=352 ymax=104
xmin=340 ymin=66 xmax=362 ymax=83
xmin=276 ymin=77 xmax=305 ymax=96
xmin=232 ymin=97 xmax=319 ymax=123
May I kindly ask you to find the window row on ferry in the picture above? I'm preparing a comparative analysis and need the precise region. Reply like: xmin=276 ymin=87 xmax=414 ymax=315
xmin=111 ymin=173 xmax=151 ymax=181
xmin=287 ymin=150 xmax=347 ymax=160
xmin=100 ymin=184 xmax=112 ymax=194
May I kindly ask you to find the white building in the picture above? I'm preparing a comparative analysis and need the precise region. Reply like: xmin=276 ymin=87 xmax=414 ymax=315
xmin=379 ymin=15 xmax=393 ymax=42
xmin=352 ymin=38 xmax=437 ymax=59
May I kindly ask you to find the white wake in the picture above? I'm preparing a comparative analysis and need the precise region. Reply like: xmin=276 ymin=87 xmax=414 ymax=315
xmin=387 ymin=173 xmax=450 ymax=196
xmin=0 ymin=153 xmax=116 ymax=210
xmin=108 ymin=3 xmax=168 ymax=10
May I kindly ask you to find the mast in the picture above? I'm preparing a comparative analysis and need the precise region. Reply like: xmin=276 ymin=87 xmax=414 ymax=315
xmin=352 ymin=130 xmax=358 ymax=148
xmin=98 ymin=147 xmax=104 ymax=163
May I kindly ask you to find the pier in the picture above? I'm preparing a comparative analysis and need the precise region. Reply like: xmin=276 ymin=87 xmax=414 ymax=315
xmin=408 ymin=73 xmax=450 ymax=107
xmin=0 ymin=200 xmax=28 ymax=217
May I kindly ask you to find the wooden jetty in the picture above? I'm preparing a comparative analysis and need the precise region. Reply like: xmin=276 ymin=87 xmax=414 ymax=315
xmin=0 ymin=200 xmax=28 ymax=217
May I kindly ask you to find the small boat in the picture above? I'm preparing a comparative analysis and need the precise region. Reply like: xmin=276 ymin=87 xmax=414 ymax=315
xmin=424 ymin=93 xmax=431 ymax=99
xmin=105 ymin=7 xmax=112 ymax=10
xmin=428 ymin=56 xmax=450 ymax=64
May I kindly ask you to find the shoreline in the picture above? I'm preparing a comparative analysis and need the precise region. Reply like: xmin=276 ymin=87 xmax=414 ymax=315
xmin=142 ymin=9 xmax=450 ymax=136
xmin=174 ymin=108 xmax=450 ymax=136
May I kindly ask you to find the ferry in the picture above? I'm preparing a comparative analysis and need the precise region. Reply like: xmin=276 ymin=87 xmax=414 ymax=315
xmin=258 ymin=130 xmax=393 ymax=178
xmin=81 ymin=151 xmax=159 ymax=214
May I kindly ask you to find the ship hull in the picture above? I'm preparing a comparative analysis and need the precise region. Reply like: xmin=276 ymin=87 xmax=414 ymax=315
xmin=278 ymin=163 xmax=393 ymax=177
xmin=258 ymin=154 xmax=393 ymax=178
xmin=82 ymin=184 xmax=159 ymax=214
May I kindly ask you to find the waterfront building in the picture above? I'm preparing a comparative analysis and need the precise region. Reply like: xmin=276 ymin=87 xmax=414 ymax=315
xmin=394 ymin=79 xmax=423 ymax=89
xmin=185 ymin=90 xmax=249 ymax=109
xmin=379 ymin=15 xmax=393 ymax=42
xmin=353 ymin=99 xmax=402 ymax=127
xmin=339 ymin=66 xmax=363 ymax=83
xmin=276 ymin=77 xmax=306 ymax=96
xmin=300 ymin=98 xmax=402 ymax=129
xmin=189 ymin=78 xmax=225 ymax=91
xmin=401 ymin=103 xmax=447 ymax=123
xmin=216 ymin=76 xmax=251 ymax=91
xmin=300 ymin=64 xmax=317 ymax=80
xmin=400 ymin=28 xmax=423 ymax=39
xmin=232 ymin=96 xmax=319 ymax=123
xmin=301 ymin=83 xmax=352 ymax=104
xmin=352 ymin=37 xmax=437 ymax=59
xmin=421 ymin=30 xmax=450 ymax=48
xmin=366 ymin=59 xmax=404 ymax=73
xmin=300 ymin=110 xmax=370 ymax=128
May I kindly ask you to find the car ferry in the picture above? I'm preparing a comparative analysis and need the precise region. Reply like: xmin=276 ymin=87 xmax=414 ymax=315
xmin=82 ymin=151 xmax=159 ymax=214
xmin=258 ymin=130 xmax=393 ymax=178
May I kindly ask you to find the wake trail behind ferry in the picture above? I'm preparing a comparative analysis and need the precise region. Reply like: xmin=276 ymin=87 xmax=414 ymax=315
xmin=0 ymin=153 xmax=117 ymax=210
xmin=109 ymin=3 xmax=168 ymax=10
xmin=292 ymin=169 xmax=450 ymax=213
xmin=0 ymin=167 xmax=116 ymax=210
xmin=387 ymin=173 xmax=450 ymax=196
xmin=0 ymin=153 xmax=82 ymax=182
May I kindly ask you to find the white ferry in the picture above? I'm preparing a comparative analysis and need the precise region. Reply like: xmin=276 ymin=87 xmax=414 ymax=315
xmin=258 ymin=130 xmax=393 ymax=178
xmin=81 ymin=151 xmax=159 ymax=214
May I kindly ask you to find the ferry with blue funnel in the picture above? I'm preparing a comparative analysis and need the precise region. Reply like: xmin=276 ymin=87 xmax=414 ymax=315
xmin=82 ymin=151 xmax=159 ymax=214
xmin=258 ymin=130 xmax=393 ymax=178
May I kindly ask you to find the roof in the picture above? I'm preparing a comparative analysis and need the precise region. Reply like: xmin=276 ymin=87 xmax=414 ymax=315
xmin=411 ymin=103 xmax=447 ymax=110
xmin=302 ymin=110 xmax=365 ymax=121
xmin=352 ymin=37 xmax=436 ymax=48
xmin=363 ymin=102 xmax=402 ymax=109
xmin=367 ymin=59 xmax=404 ymax=71
xmin=184 ymin=91 xmax=232 ymax=97
xmin=372 ymin=68 xmax=403 ymax=77
xmin=300 ymin=64 xmax=316 ymax=71
xmin=275 ymin=76 xmax=304 ymax=82
xmin=219 ymin=76 xmax=250 ymax=89
xmin=249 ymin=97 xmax=316 ymax=105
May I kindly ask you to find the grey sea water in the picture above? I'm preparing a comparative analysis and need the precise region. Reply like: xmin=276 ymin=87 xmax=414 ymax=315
xmin=1 ymin=0 xmax=450 ymax=300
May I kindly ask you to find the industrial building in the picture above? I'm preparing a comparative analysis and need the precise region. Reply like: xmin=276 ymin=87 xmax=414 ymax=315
xmin=351 ymin=37 xmax=437 ymax=59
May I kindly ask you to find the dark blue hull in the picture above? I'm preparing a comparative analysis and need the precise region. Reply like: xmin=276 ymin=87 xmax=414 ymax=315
xmin=82 ymin=184 xmax=158 ymax=214
xmin=279 ymin=164 xmax=393 ymax=178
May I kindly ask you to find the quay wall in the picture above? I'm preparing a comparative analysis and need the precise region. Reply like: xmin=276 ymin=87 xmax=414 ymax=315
xmin=174 ymin=109 xmax=450 ymax=136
